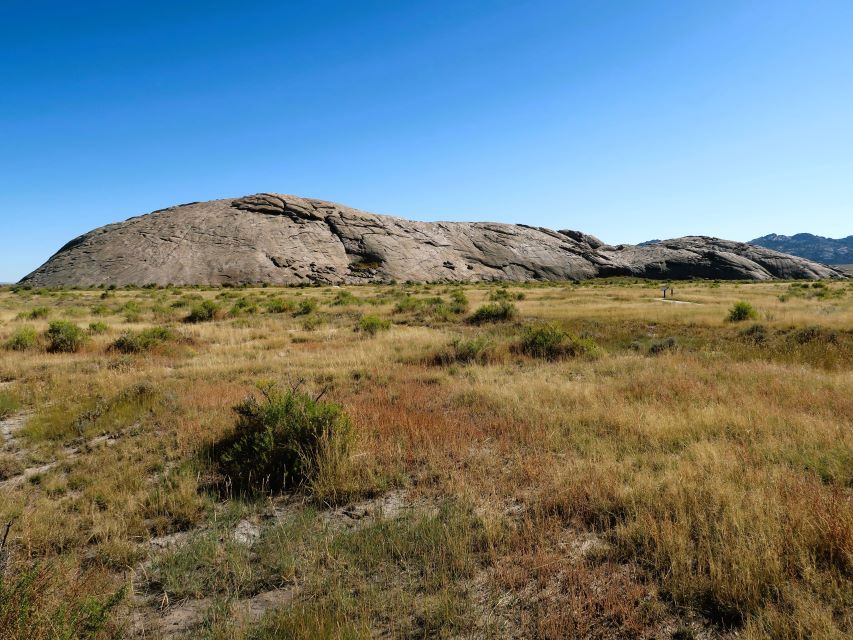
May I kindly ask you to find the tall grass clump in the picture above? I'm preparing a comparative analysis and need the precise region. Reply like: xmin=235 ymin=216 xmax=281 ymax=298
xmin=45 ymin=321 xmax=85 ymax=353
xmin=88 ymin=321 xmax=109 ymax=335
xmin=469 ymin=301 xmax=517 ymax=324
xmin=20 ymin=306 xmax=50 ymax=320
xmin=728 ymin=301 xmax=758 ymax=322
xmin=213 ymin=385 xmax=353 ymax=497
xmin=0 ymin=560 xmax=126 ymax=639
xmin=0 ymin=391 xmax=19 ymax=419
xmin=4 ymin=326 xmax=37 ymax=351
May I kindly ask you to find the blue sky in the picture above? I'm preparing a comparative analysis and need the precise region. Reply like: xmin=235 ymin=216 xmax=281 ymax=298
xmin=1 ymin=0 xmax=851 ymax=281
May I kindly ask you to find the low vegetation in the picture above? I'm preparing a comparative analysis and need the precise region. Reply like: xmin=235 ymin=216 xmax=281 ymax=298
xmin=111 ymin=326 xmax=175 ymax=353
xmin=45 ymin=320 xmax=86 ymax=353
xmin=469 ymin=300 xmax=517 ymax=324
xmin=356 ymin=314 xmax=391 ymax=336
xmin=0 ymin=278 xmax=850 ymax=638
xmin=213 ymin=384 xmax=353 ymax=496
xmin=728 ymin=300 xmax=758 ymax=322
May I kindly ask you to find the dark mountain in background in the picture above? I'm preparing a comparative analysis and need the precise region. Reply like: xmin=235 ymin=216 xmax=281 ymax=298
xmin=749 ymin=233 xmax=852 ymax=265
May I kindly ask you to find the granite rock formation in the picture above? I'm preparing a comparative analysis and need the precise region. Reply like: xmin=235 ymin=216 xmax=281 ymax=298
xmin=21 ymin=193 xmax=848 ymax=286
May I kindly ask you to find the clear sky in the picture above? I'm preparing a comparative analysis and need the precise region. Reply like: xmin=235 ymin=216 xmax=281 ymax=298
xmin=2 ymin=1 xmax=851 ymax=281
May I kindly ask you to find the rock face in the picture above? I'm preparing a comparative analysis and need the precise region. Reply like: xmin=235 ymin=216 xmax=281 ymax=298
xmin=21 ymin=193 xmax=848 ymax=286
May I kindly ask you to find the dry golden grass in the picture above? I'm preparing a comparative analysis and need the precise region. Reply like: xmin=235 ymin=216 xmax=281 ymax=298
xmin=0 ymin=278 xmax=850 ymax=638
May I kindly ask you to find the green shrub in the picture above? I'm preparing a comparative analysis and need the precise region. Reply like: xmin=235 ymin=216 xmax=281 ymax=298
xmin=5 ymin=326 xmax=37 ymax=351
xmin=294 ymin=299 xmax=318 ymax=316
xmin=229 ymin=297 xmax=258 ymax=316
xmin=519 ymin=323 xmax=599 ymax=360
xmin=393 ymin=295 xmax=422 ymax=313
xmin=186 ymin=300 xmax=219 ymax=323
xmin=45 ymin=321 xmax=85 ymax=353
xmin=214 ymin=386 xmax=353 ymax=495
xmin=432 ymin=337 xmax=495 ymax=365
xmin=449 ymin=289 xmax=469 ymax=313
xmin=88 ymin=321 xmax=109 ymax=335
xmin=469 ymin=301 xmax=517 ymax=324
xmin=120 ymin=300 xmax=143 ymax=322
xmin=301 ymin=315 xmax=323 ymax=331
xmin=727 ymin=301 xmax=757 ymax=322
xmin=0 ymin=391 xmax=19 ymax=419
xmin=357 ymin=315 xmax=391 ymax=337
xmin=265 ymin=298 xmax=292 ymax=314
xmin=111 ymin=327 xmax=174 ymax=353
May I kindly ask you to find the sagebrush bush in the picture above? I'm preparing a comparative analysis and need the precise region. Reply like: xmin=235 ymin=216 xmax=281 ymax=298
xmin=294 ymin=299 xmax=318 ymax=316
xmin=740 ymin=324 xmax=768 ymax=344
xmin=648 ymin=336 xmax=678 ymax=355
xmin=469 ymin=301 xmax=517 ymax=324
xmin=449 ymin=289 xmax=469 ymax=313
xmin=229 ymin=297 xmax=258 ymax=316
xmin=519 ymin=323 xmax=599 ymax=360
xmin=214 ymin=386 xmax=353 ymax=495
xmin=432 ymin=337 xmax=496 ymax=365
xmin=45 ymin=320 xmax=85 ymax=353
xmin=185 ymin=300 xmax=219 ymax=322
xmin=728 ymin=301 xmax=757 ymax=322
xmin=331 ymin=290 xmax=360 ymax=306
xmin=357 ymin=314 xmax=391 ymax=336
xmin=265 ymin=298 xmax=292 ymax=314
xmin=111 ymin=326 xmax=174 ymax=353
xmin=5 ymin=326 xmax=37 ymax=351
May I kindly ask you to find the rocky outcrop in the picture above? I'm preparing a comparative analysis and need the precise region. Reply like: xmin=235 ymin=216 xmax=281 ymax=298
xmin=20 ymin=193 xmax=848 ymax=286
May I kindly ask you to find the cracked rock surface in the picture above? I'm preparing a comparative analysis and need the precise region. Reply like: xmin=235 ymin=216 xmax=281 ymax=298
xmin=21 ymin=193 xmax=848 ymax=286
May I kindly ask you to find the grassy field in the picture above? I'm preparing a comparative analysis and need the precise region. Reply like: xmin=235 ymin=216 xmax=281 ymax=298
xmin=0 ymin=278 xmax=851 ymax=639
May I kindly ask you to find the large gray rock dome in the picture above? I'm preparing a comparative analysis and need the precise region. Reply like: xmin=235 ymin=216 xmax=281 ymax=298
xmin=21 ymin=193 xmax=847 ymax=286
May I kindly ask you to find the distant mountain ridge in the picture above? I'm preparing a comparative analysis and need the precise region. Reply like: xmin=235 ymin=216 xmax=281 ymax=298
xmin=749 ymin=233 xmax=852 ymax=265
